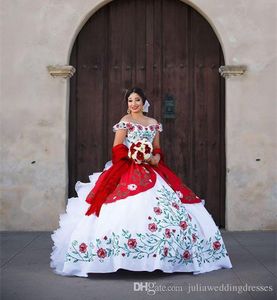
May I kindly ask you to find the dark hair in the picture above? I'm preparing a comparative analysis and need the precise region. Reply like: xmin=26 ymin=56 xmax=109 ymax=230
xmin=124 ymin=87 xmax=147 ymax=105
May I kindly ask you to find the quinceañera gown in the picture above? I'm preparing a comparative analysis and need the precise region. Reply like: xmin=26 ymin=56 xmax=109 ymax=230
xmin=50 ymin=120 xmax=232 ymax=277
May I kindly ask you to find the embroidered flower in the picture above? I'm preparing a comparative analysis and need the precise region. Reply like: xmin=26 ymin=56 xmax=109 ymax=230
xmin=148 ymin=223 xmax=157 ymax=232
xmin=127 ymin=184 xmax=137 ymax=191
xmin=176 ymin=191 xmax=183 ymax=198
xmin=183 ymin=250 xmax=191 ymax=260
xmin=127 ymin=238 xmax=137 ymax=249
xmin=213 ymin=241 xmax=221 ymax=250
xmin=153 ymin=207 xmax=162 ymax=215
xmin=179 ymin=221 xmax=188 ymax=230
xmin=172 ymin=202 xmax=179 ymax=210
xmin=165 ymin=228 xmax=171 ymax=238
xmin=79 ymin=243 xmax=87 ymax=253
xmin=97 ymin=248 xmax=107 ymax=258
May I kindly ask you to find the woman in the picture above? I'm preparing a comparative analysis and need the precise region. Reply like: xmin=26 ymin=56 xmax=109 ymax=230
xmin=50 ymin=87 xmax=232 ymax=277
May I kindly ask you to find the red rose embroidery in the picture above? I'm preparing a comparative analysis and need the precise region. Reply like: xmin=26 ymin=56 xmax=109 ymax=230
xmin=153 ymin=207 xmax=162 ymax=215
xmin=183 ymin=250 xmax=191 ymax=260
xmin=148 ymin=223 xmax=157 ymax=232
xmin=127 ymin=238 xmax=137 ymax=249
xmin=137 ymin=125 xmax=143 ymax=130
xmin=135 ymin=142 xmax=142 ymax=147
xmin=179 ymin=221 xmax=188 ymax=230
xmin=79 ymin=243 xmax=87 ymax=253
xmin=172 ymin=202 xmax=179 ymax=210
xmin=213 ymin=241 xmax=221 ymax=250
xmin=163 ymin=247 xmax=169 ymax=256
xmin=165 ymin=229 xmax=171 ymax=238
xmin=97 ymin=248 xmax=107 ymax=258
xmin=149 ymin=125 xmax=154 ymax=131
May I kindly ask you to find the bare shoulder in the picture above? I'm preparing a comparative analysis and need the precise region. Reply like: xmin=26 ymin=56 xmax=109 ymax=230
xmin=147 ymin=117 xmax=158 ymax=125
xmin=119 ymin=114 xmax=131 ymax=122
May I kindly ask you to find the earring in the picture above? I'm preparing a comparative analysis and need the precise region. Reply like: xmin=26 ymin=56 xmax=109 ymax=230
xmin=127 ymin=108 xmax=131 ymax=114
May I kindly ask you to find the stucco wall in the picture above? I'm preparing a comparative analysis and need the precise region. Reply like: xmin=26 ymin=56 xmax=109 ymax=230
xmin=1 ymin=0 xmax=276 ymax=231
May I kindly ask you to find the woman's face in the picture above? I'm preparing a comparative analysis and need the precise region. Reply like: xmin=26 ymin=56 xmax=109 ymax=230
xmin=127 ymin=92 xmax=144 ymax=113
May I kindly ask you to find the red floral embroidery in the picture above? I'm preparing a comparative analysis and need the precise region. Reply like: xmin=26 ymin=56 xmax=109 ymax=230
xmin=148 ymin=223 xmax=157 ymax=232
xmin=153 ymin=207 xmax=162 ymax=215
xmin=79 ymin=243 xmax=87 ymax=253
xmin=97 ymin=248 xmax=107 ymax=258
xmin=172 ymin=202 xmax=179 ymax=210
xmin=165 ymin=229 xmax=171 ymax=238
xmin=127 ymin=238 xmax=137 ymax=249
xmin=213 ymin=241 xmax=221 ymax=250
xmin=180 ymin=221 xmax=188 ymax=230
xmin=183 ymin=250 xmax=191 ymax=260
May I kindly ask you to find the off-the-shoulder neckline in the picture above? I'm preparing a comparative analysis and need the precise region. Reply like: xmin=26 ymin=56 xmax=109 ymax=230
xmin=116 ymin=120 xmax=162 ymax=128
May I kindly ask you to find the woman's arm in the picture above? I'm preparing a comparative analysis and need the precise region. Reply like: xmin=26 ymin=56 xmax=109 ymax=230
xmin=113 ymin=129 xmax=127 ymax=147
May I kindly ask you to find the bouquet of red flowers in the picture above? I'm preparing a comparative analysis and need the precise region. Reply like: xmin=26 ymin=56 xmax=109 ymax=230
xmin=128 ymin=138 xmax=153 ymax=164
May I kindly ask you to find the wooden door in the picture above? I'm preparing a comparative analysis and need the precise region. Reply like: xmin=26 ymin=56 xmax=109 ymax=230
xmin=69 ymin=0 xmax=226 ymax=227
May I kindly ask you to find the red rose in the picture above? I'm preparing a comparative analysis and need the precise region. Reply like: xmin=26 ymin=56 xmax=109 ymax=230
xmin=145 ymin=145 xmax=151 ymax=154
xmin=97 ymin=248 xmax=107 ymax=258
xmin=127 ymin=238 xmax=137 ymax=249
xmin=79 ymin=243 xmax=87 ymax=253
xmin=135 ymin=142 xmax=142 ymax=147
xmin=164 ymin=247 xmax=169 ymax=256
xmin=213 ymin=241 xmax=221 ymax=250
xmin=153 ymin=207 xmax=162 ymax=215
xmin=180 ymin=221 xmax=188 ymax=230
xmin=148 ymin=223 xmax=157 ymax=232
xmin=136 ymin=151 xmax=144 ymax=161
xmin=183 ymin=250 xmax=191 ymax=260
xmin=149 ymin=125 xmax=154 ymax=131
xmin=137 ymin=125 xmax=143 ymax=130
xmin=165 ymin=229 xmax=171 ymax=238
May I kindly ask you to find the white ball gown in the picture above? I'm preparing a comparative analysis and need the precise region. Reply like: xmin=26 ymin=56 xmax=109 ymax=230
xmin=50 ymin=120 xmax=232 ymax=277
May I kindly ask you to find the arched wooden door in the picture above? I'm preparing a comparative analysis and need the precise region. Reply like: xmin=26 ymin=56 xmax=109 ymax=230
xmin=69 ymin=0 xmax=226 ymax=227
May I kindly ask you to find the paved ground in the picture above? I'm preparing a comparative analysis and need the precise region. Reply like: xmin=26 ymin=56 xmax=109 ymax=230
xmin=1 ymin=230 xmax=276 ymax=300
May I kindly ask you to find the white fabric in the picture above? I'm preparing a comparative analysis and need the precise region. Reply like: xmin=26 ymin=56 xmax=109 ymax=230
xmin=50 ymin=167 xmax=232 ymax=277
xmin=143 ymin=99 xmax=150 ymax=112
